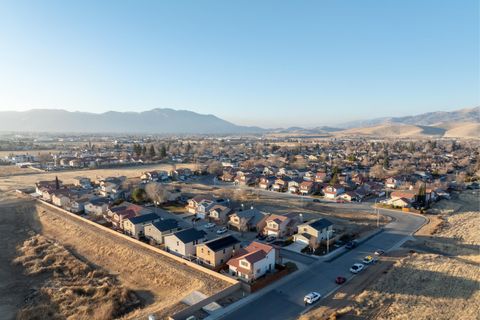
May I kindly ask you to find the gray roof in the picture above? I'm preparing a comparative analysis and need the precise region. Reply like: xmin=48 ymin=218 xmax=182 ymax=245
xmin=235 ymin=209 xmax=268 ymax=225
xmin=307 ymin=218 xmax=333 ymax=231
xmin=203 ymin=235 xmax=240 ymax=252
xmin=173 ymin=228 xmax=207 ymax=243
xmin=150 ymin=219 xmax=179 ymax=232
xmin=128 ymin=213 xmax=160 ymax=224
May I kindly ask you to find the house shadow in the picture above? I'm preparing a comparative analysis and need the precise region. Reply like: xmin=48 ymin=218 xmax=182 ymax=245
xmin=368 ymin=266 xmax=479 ymax=300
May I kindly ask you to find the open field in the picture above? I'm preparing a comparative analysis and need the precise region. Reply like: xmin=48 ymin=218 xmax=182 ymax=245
xmin=0 ymin=166 xmax=39 ymax=177
xmin=15 ymin=234 xmax=140 ymax=320
xmin=0 ymin=194 xmax=230 ymax=319
xmin=0 ymin=163 xmax=196 ymax=192
xmin=300 ymin=190 xmax=480 ymax=320
xmin=179 ymin=182 xmax=389 ymax=238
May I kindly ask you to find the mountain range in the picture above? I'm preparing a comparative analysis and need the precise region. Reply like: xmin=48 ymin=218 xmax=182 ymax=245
xmin=0 ymin=108 xmax=263 ymax=134
xmin=0 ymin=106 xmax=478 ymax=137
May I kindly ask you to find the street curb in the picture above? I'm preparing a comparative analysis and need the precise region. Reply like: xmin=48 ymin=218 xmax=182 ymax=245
xmin=324 ymin=228 xmax=384 ymax=263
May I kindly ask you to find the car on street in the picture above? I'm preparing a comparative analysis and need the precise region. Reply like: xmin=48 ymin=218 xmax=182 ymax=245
xmin=335 ymin=276 xmax=346 ymax=284
xmin=216 ymin=227 xmax=228 ymax=234
xmin=303 ymin=292 xmax=321 ymax=304
xmin=204 ymin=223 xmax=216 ymax=229
xmin=350 ymin=263 xmax=365 ymax=274
xmin=362 ymin=255 xmax=374 ymax=264
xmin=374 ymin=249 xmax=385 ymax=256
xmin=312 ymin=199 xmax=321 ymax=203
xmin=345 ymin=240 xmax=358 ymax=249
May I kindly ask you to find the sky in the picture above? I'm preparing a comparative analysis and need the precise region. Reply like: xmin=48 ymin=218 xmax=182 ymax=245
xmin=0 ymin=1 xmax=478 ymax=128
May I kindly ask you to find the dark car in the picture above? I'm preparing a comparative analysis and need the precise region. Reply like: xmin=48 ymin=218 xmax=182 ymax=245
xmin=335 ymin=276 xmax=346 ymax=284
xmin=313 ymin=199 xmax=321 ymax=203
xmin=257 ymin=234 xmax=267 ymax=240
xmin=345 ymin=240 xmax=358 ymax=249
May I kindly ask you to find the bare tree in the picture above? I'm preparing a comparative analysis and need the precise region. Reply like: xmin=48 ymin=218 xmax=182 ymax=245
xmin=145 ymin=182 xmax=171 ymax=205
xmin=369 ymin=164 xmax=386 ymax=179
xmin=207 ymin=160 xmax=223 ymax=176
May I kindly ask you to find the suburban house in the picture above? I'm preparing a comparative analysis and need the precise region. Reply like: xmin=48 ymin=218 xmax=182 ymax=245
xmin=123 ymin=212 xmax=161 ymax=238
xmin=339 ymin=191 xmax=357 ymax=202
xmin=164 ymin=228 xmax=207 ymax=258
xmin=288 ymin=179 xmax=303 ymax=194
xmin=144 ymin=219 xmax=181 ymax=244
xmin=195 ymin=199 xmax=216 ymax=219
xmin=106 ymin=202 xmax=152 ymax=229
xmin=322 ymin=185 xmax=345 ymax=199
xmin=208 ymin=204 xmax=231 ymax=223
xmin=300 ymin=181 xmax=316 ymax=195
xmin=314 ymin=171 xmax=329 ymax=183
xmin=72 ymin=176 xmax=92 ymax=189
xmin=35 ymin=179 xmax=63 ymax=201
xmin=196 ymin=235 xmax=240 ymax=269
xmin=68 ymin=197 xmax=91 ymax=214
xmin=385 ymin=177 xmax=402 ymax=189
xmin=272 ymin=177 xmax=291 ymax=192
xmin=229 ymin=208 xmax=269 ymax=233
xmin=84 ymin=197 xmax=111 ymax=216
xmin=220 ymin=170 xmax=235 ymax=182
xmin=258 ymin=176 xmax=275 ymax=190
xmin=263 ymin=213 xmax=300 ymax=238
xmin=227 ymin=241 xmax=276 ymax=282
xmin=293 ymin=218 xmax=334 ymax=248
xmin=186 ymin=195 xmax=215 ymax=214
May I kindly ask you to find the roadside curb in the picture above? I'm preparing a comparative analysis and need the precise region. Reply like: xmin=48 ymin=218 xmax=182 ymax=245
xmin=324 ymin=228 xmax=384 ymax=263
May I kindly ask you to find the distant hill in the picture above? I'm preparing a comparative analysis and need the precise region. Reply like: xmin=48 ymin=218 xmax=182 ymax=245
xmin=339 ymin=106 xmax=480 ymax=128
xmin=0 ymin=108 xmax=264 ymax=134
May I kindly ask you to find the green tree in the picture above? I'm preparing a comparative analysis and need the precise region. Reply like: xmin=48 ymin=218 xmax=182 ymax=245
xmin=149 ymin=145 xmax=156 ymax=158
xmin=160 ymin=145 xmax=167 ymax=158
xmin=131 ymin=188 xmax=146 ymax=203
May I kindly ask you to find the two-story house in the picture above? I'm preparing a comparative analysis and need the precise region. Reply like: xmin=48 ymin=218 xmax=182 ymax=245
xmin=164 ymin=228 xmax=207 ymax=258
xmin=322 ymin=185 xmax=345 ymax=199
xmin=196 ymin=235 xmax=240 ymax=269
xmin=293 ymin=218 xmax=334 ymax=249
xmin=227 ymin=241 xmax=276 ymax=282
xmin=123 ymin=212 xmax=161 ymax=238
xmin=144 ymin=219 xmax=181 ymax=244
xmin=262 ymin=213 xmax=299 ymax=238
xmin=208 ymin=204 xmax=231 ymax=223
xmin=229 ymin=209 xmax=269 ymax=233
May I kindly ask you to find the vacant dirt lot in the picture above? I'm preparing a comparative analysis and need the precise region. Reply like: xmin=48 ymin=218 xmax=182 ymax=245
xmin=301 ymin=190 xmax=480 ymax=320
xmin=0 ymin=193 xmax=230 ymax=319
xmin=35 ymin=202 xmax=230 ymax=319
xmin=180 ymin=182 xmax=389 ymax=237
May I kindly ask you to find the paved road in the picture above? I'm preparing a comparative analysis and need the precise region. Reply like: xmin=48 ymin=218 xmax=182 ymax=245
xmin=217 ymin=208 xmax=426 ymax=320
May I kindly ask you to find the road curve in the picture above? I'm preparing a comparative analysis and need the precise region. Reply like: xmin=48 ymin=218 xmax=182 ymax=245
xmin=214 ymin=207 xmax=426 ymax=320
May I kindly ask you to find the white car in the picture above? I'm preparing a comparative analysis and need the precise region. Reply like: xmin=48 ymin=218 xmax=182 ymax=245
xmin=303 ymin=292 xmax=321 ymax=304
xmin=350 ymin=263 xmax=365 ymax=274
xmin=204 ymin=223 xmax=216 ymax=229
xmin=216 ymin=227 xmax=228 ymax=234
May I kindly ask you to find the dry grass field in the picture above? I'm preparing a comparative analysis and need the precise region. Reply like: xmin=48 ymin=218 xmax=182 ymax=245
xmin=14 ymin=234 xmax=140 ymax=320
xmin=0 ymin=191 xmax=230 ymax=319
xmin=300 ymin=190 xmax=480 ymax=320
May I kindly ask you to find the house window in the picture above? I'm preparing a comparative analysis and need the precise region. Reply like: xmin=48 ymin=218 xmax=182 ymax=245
xmin=176 ymin=241 xmax=179 ymax=246
xmin=303 ymin=228 xmax=308 ymax=232
xmin=223 ymin=249 xmax=226 ymax=254
xmin=201 ymin=248 xmax=203 ymax=253
xmin=256 ymin=269 xmax=260 ymax=274
xmin=240 ymin=261 xmax=249 ymax=268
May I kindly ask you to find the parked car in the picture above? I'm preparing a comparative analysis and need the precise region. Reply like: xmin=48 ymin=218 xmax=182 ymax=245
xmin=216 ymin=227 xmax=228 ymax=234
xmin=256 ymin=234 xmax=267 ymax=240
xmin=362 ymin=255 xmax=374 ymax=264
xmin=312 ymin=199 xmax=321 ymax=203
xmin=303 ymin=292 xmax=321 ymax=304
xmin=374 ymin=249 xmax=385 ymax=256
xmin=335 ymin=276 xmax=346 ymax=284
xmin=204 ymin=223 xmax=216 ymax=229
xmin=265 ymin=235 xmax=276 ymax=243
xmin=345 ymin=240 xmax=358 ymax=249
xmin=350 ymin=263 xmax=364 ymax=274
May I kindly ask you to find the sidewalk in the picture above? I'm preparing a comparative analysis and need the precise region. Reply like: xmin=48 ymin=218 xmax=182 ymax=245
xmin=205 ymin=262 xmax=309 ymax=320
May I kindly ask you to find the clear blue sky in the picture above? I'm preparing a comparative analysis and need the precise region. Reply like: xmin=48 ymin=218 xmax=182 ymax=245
xmin=0 ymin=1 xmax=478 ymax=128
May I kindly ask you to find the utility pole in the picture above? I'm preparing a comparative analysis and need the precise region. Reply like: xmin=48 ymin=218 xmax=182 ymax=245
xmin=326 ymin=229 xmax=330 ymax=254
